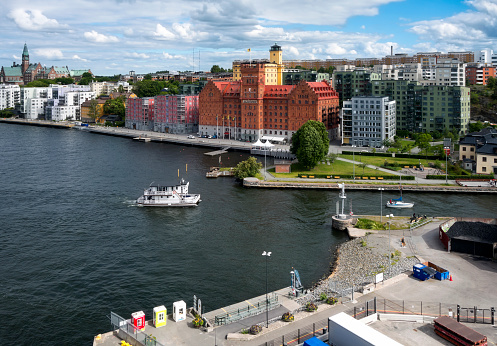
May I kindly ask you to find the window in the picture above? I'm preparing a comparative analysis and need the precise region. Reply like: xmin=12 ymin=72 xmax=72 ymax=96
xmin=482 ymin=157 xmax=487 ymax=162
xmin=482 ymin=167 xmax=487 ymax=172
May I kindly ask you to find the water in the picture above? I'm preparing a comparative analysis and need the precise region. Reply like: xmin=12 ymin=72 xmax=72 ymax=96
xmin=0 ymin=124 xmax=495 ymax=344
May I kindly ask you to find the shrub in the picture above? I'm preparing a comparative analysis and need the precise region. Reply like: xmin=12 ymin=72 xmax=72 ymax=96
xmin=282 ymin=312 xmax=294 ymax=322
xmin=319 ymin=293 xmax=327 ymax=301
xmin=240 ymin=329 xmax=249 ymax=334
xmin=306 ymin=302 xmax=318 ymax=312
xmin=249 ymin=325 xmax=262 ymax=335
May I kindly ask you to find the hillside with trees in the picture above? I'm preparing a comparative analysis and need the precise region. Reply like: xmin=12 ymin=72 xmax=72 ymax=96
xmin=470 ymin=77 xmax=497 ymax=123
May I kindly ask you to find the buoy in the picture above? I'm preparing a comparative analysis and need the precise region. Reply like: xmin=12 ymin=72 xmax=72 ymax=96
xmin=449 ymin=275 xmax=453 ymax=281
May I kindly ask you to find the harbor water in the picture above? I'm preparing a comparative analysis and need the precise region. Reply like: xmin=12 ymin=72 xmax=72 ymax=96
xmin=0 ymin=123 xmax=495 ymax=344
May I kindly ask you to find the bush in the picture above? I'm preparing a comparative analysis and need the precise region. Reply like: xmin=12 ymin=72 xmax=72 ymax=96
xmin=319 ymin=293 xmax=327 ymax=301
xmin=282 ymin=312 xmax=294 ymax=322
xmin=306 ymin=302 xmax=318 ymax=312
xmin=249 ymin=325 xmax=262 ymax=335
xmin=297 ymin=173 xmax=414 ymax=180
xmin=425 ymin=174 xmax=492 ymax=180
xmin=355 ymin=218 xmax=386 ymax=230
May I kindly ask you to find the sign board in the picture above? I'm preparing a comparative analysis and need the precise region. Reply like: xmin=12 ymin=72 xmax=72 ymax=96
xmin=375 ymin=272 xmax=384 ymax=283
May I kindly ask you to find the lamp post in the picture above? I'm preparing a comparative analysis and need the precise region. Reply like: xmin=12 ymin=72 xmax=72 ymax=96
xmin=386 ymin=214 xmax=394 ymax=277
xmin=378 ymin=188 xmax=384 ymax=222
xmin=216 ymin=115 xmax=218 ymax=138
xmin=262 ymin=251 xmax=271 ymax=328
xmin=264 ymin=145 xmax=267 ymax=181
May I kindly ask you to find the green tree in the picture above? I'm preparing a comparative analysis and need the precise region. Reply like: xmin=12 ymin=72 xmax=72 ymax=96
xmin=291 ymin=120 xmax=329 ymax=169
xmin=0 ymin=108 xmax=15 ymax=118
xmin=210 ymin=65 xmax=226 ymax=73
xmin=87 ymin=99 xmax=99 ymax=121
xmin=233 ymin=157 xmax=262 ymax=179
xmin=359 ymin=162 xmax=367 ymax=175
xmin=54 ymin=77 xmax=74 ymax=85
xmin=133 ymin=80 xmax=161 ymax=97
xmin=25 ymin=79 xmax=56 ymax=87
xmin=144 ymin=74 xmax=152 ymax=80
xmin=468 ymin=121 xmax=485 ymax=133
xmin=103 ymin=97 xmax=125 ymax=119
xmin=328 ymin=153 xmax=338 ymax=172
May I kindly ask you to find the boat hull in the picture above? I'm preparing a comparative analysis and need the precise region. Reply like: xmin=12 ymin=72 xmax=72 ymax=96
xmin=386 ymin=202 xmax=414 ymax=208
xmin=137 ymin=194 xmax=201 ymax=207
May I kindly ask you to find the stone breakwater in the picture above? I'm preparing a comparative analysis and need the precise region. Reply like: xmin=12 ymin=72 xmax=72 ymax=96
xmin=296 ymin=234 xmax=418 ymax=305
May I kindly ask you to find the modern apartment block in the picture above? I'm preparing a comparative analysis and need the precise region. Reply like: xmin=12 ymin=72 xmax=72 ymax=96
xmin=342 ymin=96 xmax=396 ymax=147
xmin=283 ymin=69 xmax=330 ymax=85
xmin=371 ymin=80 xmax=470 ymax=134
xmin=90 ymin=81 xmax=132 ymax=96
xmin=465 ymin=64 xmax=496 ymax=85
xmin=0 ymin=84 xmax=21 ymax=110
xmin=153 ymin=95 xmax=199 ymax=134
xmin=20 ymin=84 xmax=94 ymax=120
xmin=125 ymin=97 xmax=155 ymax=131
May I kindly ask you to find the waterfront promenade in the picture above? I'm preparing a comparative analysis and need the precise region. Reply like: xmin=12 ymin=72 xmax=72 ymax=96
xmin=94 ymin=218 xmax=497 ymax=346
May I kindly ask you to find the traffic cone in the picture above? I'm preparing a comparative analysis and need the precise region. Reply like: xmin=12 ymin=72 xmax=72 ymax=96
xmin=449 ymin=275 xmax=453 ymax=281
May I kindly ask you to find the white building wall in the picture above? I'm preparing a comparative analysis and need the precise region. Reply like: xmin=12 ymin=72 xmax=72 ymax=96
xmin=0 ymin=84 xmax=21 ymax=110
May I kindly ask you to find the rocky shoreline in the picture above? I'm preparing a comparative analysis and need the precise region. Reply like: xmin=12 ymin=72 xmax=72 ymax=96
xmin=297 ymin=233 xmax=419 ymax=305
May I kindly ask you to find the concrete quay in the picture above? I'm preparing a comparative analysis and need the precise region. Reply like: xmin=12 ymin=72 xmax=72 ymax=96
xmin=0 ymin=117 xmax=75 ymax=129
xmin=243 ymin=177 xmax=497 ymax=193
xmin=94 ymin=219 xmax=497 ymax=346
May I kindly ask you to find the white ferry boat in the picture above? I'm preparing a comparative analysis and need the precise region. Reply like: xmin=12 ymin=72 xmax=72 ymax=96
xmin=136 ymin=179 xmax=201 ymax=207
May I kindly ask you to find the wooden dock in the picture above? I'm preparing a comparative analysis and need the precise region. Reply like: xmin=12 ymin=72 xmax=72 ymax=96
xmin=204 ymin=147 xmax=230 ymax=156
xmin=206 ymin=167 xmax=234 ymax=178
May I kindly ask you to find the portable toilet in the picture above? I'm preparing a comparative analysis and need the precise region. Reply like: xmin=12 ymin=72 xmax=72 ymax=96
xmin=153 ymin=305 xmax=167 ymax=328
xmin=131 ymin=311 xmax=145 ymax=331
xmin=173 ymin=300 xmax=186 ymax=322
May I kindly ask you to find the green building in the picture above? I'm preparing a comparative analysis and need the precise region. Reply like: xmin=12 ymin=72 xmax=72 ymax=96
xmin=283 ymin=70 xmax=330 ymax=85
xmin=371 ymin=80 xmax=470 ymax=134
xmin=332 ymin=69 xmax=380 ymax=106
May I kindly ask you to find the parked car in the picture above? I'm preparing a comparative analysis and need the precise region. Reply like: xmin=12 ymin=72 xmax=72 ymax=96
xmin=187 ymin=135 xmax=195 ymax=139
xmin=207 ymin=135 xmax=212 ymax=139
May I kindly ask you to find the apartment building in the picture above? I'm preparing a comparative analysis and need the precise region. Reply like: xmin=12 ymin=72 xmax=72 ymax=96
xmin=125 ymin=97 xmax=155 ymax=131
xmin=459 ymin=128 xmax=497 ymax=175
xmin=153 ymin=95 xmax=199 ymax=134
xmin=465 ymin=64 xmax=496 ymax=85
xmin=0 ymin=84 xmax=21 ymax=110
xmin=342 ymin=96 xmax=396 ymax=147
xmin=332 ymin=69 xmax=380 ymax=105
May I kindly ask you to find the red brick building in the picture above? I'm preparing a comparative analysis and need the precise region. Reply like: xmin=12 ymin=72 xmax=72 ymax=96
xmin=154 ymin=95 xmax=199 ymax=134
xmin=199 ymin=62 xmax=339 ymax=142
xmin=125 ymin=97 xmax=155 ymax=130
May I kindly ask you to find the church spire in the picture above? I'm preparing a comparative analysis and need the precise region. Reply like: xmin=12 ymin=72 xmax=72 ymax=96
xmin=22 ymin=43 xmax=29 ymax=58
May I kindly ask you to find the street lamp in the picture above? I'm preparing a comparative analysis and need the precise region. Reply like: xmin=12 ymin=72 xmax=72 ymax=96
xmin=386 ymin=214 xmax=394 ymax=277
xmin=264 ymin=146 xmax=267 ymax=181
xmin=378 ymin=188 xmax=384 ymax=222
xmin=262 ymin=251 xmax=271 ymax=328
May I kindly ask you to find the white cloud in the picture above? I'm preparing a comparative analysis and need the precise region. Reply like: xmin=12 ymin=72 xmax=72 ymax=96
xmin=124 ymin=28 xmax=134 ymax=36
xmin=154 ymin=24 xmax=176 ymax=40
xmin=34 ymin=48 xmax=64 ymax=59
xmin=163 ymin=52 xmax=185 ymax=60
xmin=13 ymin=55 xmax=20 ymax=60
xmin=84 ymin=30 xmax=119 ymax=43
xmin=8 ymin=9 xmax=66 ymax=31
xmin=72 ymin=55 xmax=88 ymax=62
xmin=286 ymin=46 xmax=300 ymax=57
xmin=125 ymin=52 xmax=150 ymax=59
xmin=325 ymin=43 xmax=348 ymax=55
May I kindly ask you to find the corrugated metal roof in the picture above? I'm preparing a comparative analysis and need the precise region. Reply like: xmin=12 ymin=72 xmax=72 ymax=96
xmin=2 ymin=66 xmax=22 ymax=77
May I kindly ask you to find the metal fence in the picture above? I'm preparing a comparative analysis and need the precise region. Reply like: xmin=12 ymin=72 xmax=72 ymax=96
xmin=109 ymin=312 xmax=164 ymax=346
xmin=258 ymin=298 xmax=495 ymax=346
xmin=213 ymin=293 xmax=280 ymax=326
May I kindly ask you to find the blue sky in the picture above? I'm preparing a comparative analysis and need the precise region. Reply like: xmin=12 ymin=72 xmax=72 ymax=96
xmin=1 ymin=0 xmax=496 ymax=75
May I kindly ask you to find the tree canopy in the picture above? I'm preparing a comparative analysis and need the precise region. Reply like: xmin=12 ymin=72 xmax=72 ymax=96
xmin=210 ymin=65 xmax=227 ymax=73
xmin=291 ymin=120 xmax=329 ymax=169
xmin=133 ymin=80 xmax=179 ymax=97
xmin=233 ymin=157 xmax=262 ymax=179
xmin=104 ymin=97 xmax=125 ymax=120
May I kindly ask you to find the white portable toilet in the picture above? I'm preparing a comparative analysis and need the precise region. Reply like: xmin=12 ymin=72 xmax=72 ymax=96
xmin=173 ymin=300 xmax=186 ymax=322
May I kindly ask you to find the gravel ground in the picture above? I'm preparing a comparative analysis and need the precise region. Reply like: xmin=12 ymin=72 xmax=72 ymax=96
xmin=297 ymin=234 xmax=419 ymax=305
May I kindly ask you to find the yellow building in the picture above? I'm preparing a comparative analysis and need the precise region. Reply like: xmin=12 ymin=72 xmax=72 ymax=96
xmin=232 ymin=43 xmax=284 ymax=85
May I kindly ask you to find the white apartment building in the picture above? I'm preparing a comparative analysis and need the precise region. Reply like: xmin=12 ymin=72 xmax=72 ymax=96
xmin=0 ymin=84 xmax=21 ymax=110
xmin=90 ymin=81 xmax=132 ymax=95
xmin=475 ymin=49 xmax=493 ymax=64
xmin=21 ymin=84 xmax=95 ymax=120
xmin=342 ymin=96 xmax=396 ymax=148
xmin=434 ymin=59 xmax=466 ymax=86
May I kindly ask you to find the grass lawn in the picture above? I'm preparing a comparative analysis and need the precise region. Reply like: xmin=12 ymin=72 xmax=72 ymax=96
xmin=340 ymin=154 xmax=438 ymax=168
xmin=270 ymin=160 xmax=396 ymax=178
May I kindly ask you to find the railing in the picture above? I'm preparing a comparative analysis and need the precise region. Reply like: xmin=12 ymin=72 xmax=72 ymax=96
xmin=109 ymin=312 xmax=165 ymax=346
xmin=213 ymin=293 xmax=279 ymax=326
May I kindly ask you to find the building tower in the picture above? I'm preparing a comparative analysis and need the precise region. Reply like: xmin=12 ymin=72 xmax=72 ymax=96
xmin=22 ymin=43 xmax=29 ymax=74
xmin=269 ymin=43 xmax=284 ymax=85
xmin=240 ymin=62 xmax=266 ymax=140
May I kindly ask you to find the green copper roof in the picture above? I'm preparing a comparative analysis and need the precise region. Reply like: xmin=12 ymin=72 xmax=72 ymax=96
xmin=2 ymin=66 xmax=23 ymax=77
xmin=22 ymin=43 xmax=29 ymax=57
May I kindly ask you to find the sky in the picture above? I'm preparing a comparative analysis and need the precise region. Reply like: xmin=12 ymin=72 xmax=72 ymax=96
xmin=1 ymin=0 xmax=497 ymax=76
